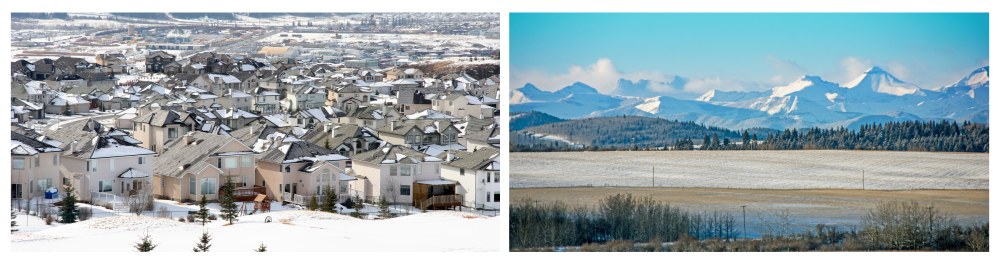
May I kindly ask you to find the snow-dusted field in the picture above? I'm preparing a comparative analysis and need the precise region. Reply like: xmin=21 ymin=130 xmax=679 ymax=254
xmin=11 ymin=209 xmax=504 ymax=252
xmin=511 ymin=150 xmax=988 ymax=190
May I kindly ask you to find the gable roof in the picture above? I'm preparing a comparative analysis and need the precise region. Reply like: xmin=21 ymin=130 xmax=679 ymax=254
xmin=11 ymin=131 xmax=62 ymax=155
xmin=154 ymin=131 xmax=243 ymax=178
xmin=258 ymin=139 xmax=345 ymax=164
xmin=436 ymin=147 xmax=499 ymax=170
xmin=133 ymin=109 xmax=192 ymax=127
xmin=351 ymin=144 xmax=443 ymax=165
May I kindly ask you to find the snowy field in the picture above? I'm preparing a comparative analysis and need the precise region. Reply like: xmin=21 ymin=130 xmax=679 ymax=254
xmin=12 ymin=203 xmax=504 ymax=252
xmin=511 ymin=150 xmax=989 ymax=190
xmin=260 ymin=32 xmax=499 ymax=50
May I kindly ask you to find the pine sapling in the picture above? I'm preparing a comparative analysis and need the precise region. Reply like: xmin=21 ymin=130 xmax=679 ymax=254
xmin=308 ymin=194 xmax=319 ymax=211
xmin=377 ymin=196 xmax=391 ymax=219
xmin=322 ymin=185 xmax=337 ymax=213
xmin=193 ymin=231 xmax=212 ymax=252
xmin=133 ymin=231 xmax=158 ymax=252
xmin=59 ymin=181 xmax=79 ymax=223
xmin=197 ymin=195 xmax=210 ymax=226
xmin=219 ymin=176 xmax=239 ymax=224
xmin=254 ymin=242 xmax=267 ymax=252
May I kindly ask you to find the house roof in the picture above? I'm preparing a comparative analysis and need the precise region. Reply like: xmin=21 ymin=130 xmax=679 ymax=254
xmin=258 ymin=139 xmax=344 ymax=164
xmin=154 ymin=131 xmax=243 ymax=178
xmin=350 ymin=144 xmax=442 ymax=164
xmin=376 ymin=119 xmax=458 ymax=136
xmin=11 ymin=131 xmax=62 ymax=155
xmin=436 ymin=146 xmax=499 ymax=170
xmin=133 ymin=109 xmax=191 ymax=127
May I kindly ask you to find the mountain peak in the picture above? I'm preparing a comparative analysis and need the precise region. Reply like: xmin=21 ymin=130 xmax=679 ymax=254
xmin=866 ymin=66 xmax=886 ymax=73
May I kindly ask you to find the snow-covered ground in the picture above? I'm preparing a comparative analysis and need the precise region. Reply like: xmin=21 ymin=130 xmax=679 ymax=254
xmin=11 ymin=204 xmax=504 ymax=252
xmin=512 ymin=150 xmax=989 ymax=190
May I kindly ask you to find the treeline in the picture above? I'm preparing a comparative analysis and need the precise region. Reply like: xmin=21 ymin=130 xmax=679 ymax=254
xmin=511 ymin=194 xmax=989 ymax=252
xmin=110 ymin=13 xmax=171 ymax=20
xmin=513 ymin=118 xmax=988 ymax=153
xmin=706 ymin=120 xmax=988 ymax=152
xmin=510 ymin=111 xmax=565 ymax=131
xmin=510 ymin=194 xmax=738 ymax=249
xmin=511 ymin=115 xmax=775 ymax=152
xmin=170 ymin=13 xmax=238 ymax=21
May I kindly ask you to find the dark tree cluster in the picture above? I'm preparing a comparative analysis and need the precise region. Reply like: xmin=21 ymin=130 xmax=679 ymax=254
xmin=510 ymin=111 xmax=566 ymax=131
xmin=748 ymin=120 xmax=988 ymax=152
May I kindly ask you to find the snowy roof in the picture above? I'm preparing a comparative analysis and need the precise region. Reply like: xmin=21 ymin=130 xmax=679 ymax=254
xmin=339 ymin=173 xmax=357 ymax=181
xmin=117 ymin=168 xmax=150 ymax=179
xmin=406 ymin=109 xmax=456 ymax=120
xmin=206 ymin=74 xmax=241 ymax=84
xmin=415 ymin=179 xmax=457 ymax=185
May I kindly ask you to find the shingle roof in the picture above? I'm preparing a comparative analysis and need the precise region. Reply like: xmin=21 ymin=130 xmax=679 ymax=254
xmin=154 ymin=132 xmax=237 ymax=178
xmin=350 ymin=144 xmax=440 ymax=164
xmin=257 ymin=140 xmax=339 ymax=164
xmin=11 ymin=131 xmax=62 ymax=155
xmin=133 ymin=109 xmax=191 ymax=127
xmin=376 ymin=119 xmax=457 ymax=136
xmin=436 ymin=147 xmax=499 ymax=170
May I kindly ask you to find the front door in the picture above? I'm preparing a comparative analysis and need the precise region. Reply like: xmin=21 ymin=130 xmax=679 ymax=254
xmin=292 ymin=184 xmax=297 ymax=195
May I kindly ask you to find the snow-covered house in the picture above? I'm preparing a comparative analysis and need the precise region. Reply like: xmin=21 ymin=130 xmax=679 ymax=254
xmin=131 ymin=109 xmax=197 ymax=153
xmin=153 ymin=132 xmax=258 ymax=202
xmin=350 ymin=145 xmax=456 ymax=209
xmin=61 ymin=134 xmax=157 ymax=202
xmin=437 ymin=147 xmax=501 ymax=210
xmin=256 ymin=137 xmax=353 ymax=204
xmin=253 ymin=89 xmax=282 ymax=115
xmin=214 ymin=108 xmax=260 ymax=131
xmin=375 ymin=119 xmax=462 ymax=149
xmin=218 ymin=89 xmax=254 ymax=112
xmin=337 ymin=105 xmax=401 ymax=130
xmin=300 ymin=122 xmax=384 ymax=157
xmin=431 ymin=93 xmax=494 ymax=119
xmin=327 ymin=84 xmax=371 ymax=111
xmin=45 ymin=93 xmax=91 ymax=115
xmin=285 ymin=84 xmax=327 ymax=112
xmin=11 ymin=131 xmax=64 ymax=201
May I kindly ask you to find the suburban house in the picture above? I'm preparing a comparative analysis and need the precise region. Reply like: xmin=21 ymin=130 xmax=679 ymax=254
xmin=396 ymin=87 xmax=435 ymax=115
xmin=327 ymin=84 xmax=371 ymax=111
xmin=255 ymin=137 xmax=353 ymax=204
xmin=375 ymin=119 xmax=463 ymax=149
xmin=131 ymin=109 xmax=197 ymax=153
xmin=337 ymin=105 xmax=400 ymax=130
xmin=146 ymin=51 xmax=176 ymax=74
xmin=431 ymin=93 xmax=494 ymax=119
xmin=463 ymin=122 xmax=500 ymax=150
xmin=62 ymin=134 xmax=158 ymax=202
xmin=11 ymin=131 xmax=63 ymax=201
xmin=350 ymin=144 xmax=461 ymax=209
xmin=45 ymin=93 xmax=90 ymax=115
xmin=437 ymin=147 xmax=501 ymax=210
xmin=385 ymin=68 xmax=425 ymax=81
xmin=253 ymin=89 xmax=281 ymax=115
xmin=300 ymin=122 xmax=384 ymax=157
xmin=153 ymin=132 xmax=259 ymax=202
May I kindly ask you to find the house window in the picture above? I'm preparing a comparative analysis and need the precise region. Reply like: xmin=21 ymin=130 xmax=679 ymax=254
xmin=35 ymin=155 xmax=40 ymax=167
xmin=435 ymin=164 xmax=440 ymax=174
xmin=189 ymin=178 xmax=196 ymax=195
xmin=487 ymin=192 xmax=491 ymax=202
xmin=400 ymin=165 xmax=411 ymax=176
xmin=322 ymin=169 xmax=331 ymax=182
xmin=218 ymin=158 xmax=222 ymax=169
xmin=168 ymin=127 xmax=178 ymax=139
xmin=494 ymin=172 xmax=499 ymax=183
xmin=100 ymin=180 xmax=113 ymax=192
xmin=37 ymin=179 xmax=51 ymax=192
xmin=54 ymin=155 xmax=59 ymax=165
xmin=139 ymin=156 xmax=146 ymax=165
xmin=285 ymin=165 xmax=290 ymax=173
xmin=241 ymin=176 xmax=247 ymax=187
xmin=494 ymin=192 xmax=500 ymax=203
xmin=91 ymin=160 xmax=98 ymax=172
xmin=416 ymin=164 xmax=422 ymax=175
xmin=201 ymin=178 xmax=217 ymax=195
xmin=13 ymin=158 xmax=25 ymax=170
xmin=460 ymin=168 xmax=465 ymax=175
xmin=242 ymin=156 xmax=251 ymax=167
xmin=340 ymin=181 xmax=348 ymax=193
xmin=400 ymin=185 xmax=410 ymax=196
xmin=225 ymin=157 xmax=237 ymax=168
xmin=110 ymin=158 xmax=115 ymax=171
xmin=389 ymin=165 xmax=397 ymax=176
xmin=486 ymin=174 xmax=491 ymax=183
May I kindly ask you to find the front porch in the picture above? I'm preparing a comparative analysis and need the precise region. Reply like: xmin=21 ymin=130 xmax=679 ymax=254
xmin=413 ymin=180 xmax=462 ymax=210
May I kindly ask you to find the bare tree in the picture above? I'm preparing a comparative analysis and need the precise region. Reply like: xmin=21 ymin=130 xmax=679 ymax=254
xmin=381 ymin=177 xmax=400 ymax=211
xmin=756 ymin=208 xmax=793 ymax=240
xmin=124 ymin=178 xmax=155 ymax=216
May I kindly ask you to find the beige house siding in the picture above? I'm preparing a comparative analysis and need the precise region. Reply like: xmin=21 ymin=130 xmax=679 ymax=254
xmin=11 ymin=153 xmax=61 ymax=200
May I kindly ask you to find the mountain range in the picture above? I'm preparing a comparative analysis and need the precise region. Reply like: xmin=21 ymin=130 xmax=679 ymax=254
xmin=510 ymin=66 xmax=989 ymax=130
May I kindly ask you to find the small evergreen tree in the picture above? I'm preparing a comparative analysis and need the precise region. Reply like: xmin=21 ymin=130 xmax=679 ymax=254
xmin=219 ymin=176 xmax=239 ymax=224
xmin=11 ymin=207 xmax=18 ymax=233
xmin=377 ymin=196 xmax=391 ymax=219
xmin=353 ymin=194 xmax=364 ymax=217
xmin=322 ymin=185 xmax=337 ymax=213
xmin=324 ymin=138 xmax=330 ymax=149
xmin=307 ymin=193 xmax=319 ymax=211
xmin=254 ymin=242 xmax=267 ymax=252
xmin=59 ymin=181 xmax=79 ymax=223
xmin=197 ymin=195 xmax=210 ymax=226
xmin=133 ymin=231 xmax=158 ymax=252
xmin=193 ymin=231 xmax=212 ymax=252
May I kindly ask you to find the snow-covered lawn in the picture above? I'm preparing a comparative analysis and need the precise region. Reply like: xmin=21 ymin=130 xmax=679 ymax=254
xmin=11 ymin=209 xmax=504 ymax=252
xmin=512 ymin=150 xmax=989 ymax=190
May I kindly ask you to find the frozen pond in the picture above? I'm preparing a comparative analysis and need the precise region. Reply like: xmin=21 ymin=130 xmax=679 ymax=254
xmin=511 ymin=150 xmax=989 ymax=190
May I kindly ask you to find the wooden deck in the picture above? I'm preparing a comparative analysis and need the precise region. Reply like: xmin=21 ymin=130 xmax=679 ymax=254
xmin=418 ymin=194 xmax=463 ymax=210
xmin=232 ymin=185 xmax=266 ymax=202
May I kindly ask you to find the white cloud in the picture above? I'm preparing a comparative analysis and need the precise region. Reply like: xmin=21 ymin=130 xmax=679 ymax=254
xmin=837 ymin=56 xmax=873 ymax=84
xmin=684 ymin=76 xmax=747 ymax=94
xmin=511 ymin=58 xmax=680 ymax=94
xmin=765 ymin=53 xmax=808 ymax=73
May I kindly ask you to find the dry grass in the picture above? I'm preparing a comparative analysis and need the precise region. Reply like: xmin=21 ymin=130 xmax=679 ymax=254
xmin=512 ymin=187 xmax=989 ymax=227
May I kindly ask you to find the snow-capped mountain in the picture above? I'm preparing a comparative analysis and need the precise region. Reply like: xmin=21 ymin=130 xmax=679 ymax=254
xmin=509 ymin=82 xmax=636 ymax=119
xmin=511 ymin=66 xmax=989 ymax=130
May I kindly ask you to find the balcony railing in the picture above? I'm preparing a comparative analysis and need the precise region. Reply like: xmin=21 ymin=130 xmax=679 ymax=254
xmin=418 ymin=194 xmax=462 ymax=210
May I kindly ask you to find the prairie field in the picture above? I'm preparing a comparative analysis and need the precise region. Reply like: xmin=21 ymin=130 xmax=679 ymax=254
xmin=511 ymin=150 xmax=988 ymax=190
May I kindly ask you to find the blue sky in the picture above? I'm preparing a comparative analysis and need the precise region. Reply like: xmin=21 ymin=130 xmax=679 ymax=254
xmin=511 ymin=13 xmax=989 ymax=98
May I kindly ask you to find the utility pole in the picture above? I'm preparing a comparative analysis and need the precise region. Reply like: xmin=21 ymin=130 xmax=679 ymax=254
xmin=862 ymin=170 xmax=865 ymax=190
xmin=741 ymin=205 xmax=747 ymax=241
xmin=652 ymin=166 xmax=654 ymax=187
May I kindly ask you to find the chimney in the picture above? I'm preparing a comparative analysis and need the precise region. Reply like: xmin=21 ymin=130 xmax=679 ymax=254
xmin=447 ymin=151 xmax=454 ymax=162
xmin=391 ymin=120 xmax=396 ymax=130
xmin=184 ymin=131 xmax=194 ymax=145
xmin=70 ymin=139 xmax=77 ymax=153
xmin=479 ymin=113 xmax=483 ymax=119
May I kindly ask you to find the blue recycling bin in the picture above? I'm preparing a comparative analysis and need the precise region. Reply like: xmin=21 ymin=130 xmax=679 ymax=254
xmin=45 ymin=187 xmax=58 ymax=199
